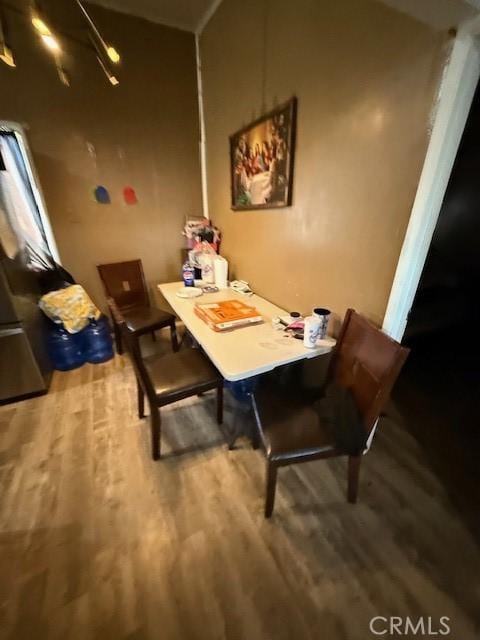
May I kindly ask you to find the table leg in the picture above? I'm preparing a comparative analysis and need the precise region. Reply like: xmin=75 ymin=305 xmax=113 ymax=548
xmin=225 ymin=376 xmax=259 ymax=449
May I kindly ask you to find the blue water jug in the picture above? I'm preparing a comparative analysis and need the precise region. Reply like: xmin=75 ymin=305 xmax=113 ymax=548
xmin=81 ymin=316 xmax=114 ymax=364
xmin=47 ymin=325 xmax=85 ymax=371
xmin=225 ymin=376 xmax=259 ymax=403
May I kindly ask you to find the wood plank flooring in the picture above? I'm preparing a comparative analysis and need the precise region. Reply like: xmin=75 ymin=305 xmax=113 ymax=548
xmin=0 ymin=336 xmax=479 ymax=639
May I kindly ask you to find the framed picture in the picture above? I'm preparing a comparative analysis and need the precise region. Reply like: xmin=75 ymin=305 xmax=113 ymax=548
xmin=230 ymin=97 xmax=297 ymax=210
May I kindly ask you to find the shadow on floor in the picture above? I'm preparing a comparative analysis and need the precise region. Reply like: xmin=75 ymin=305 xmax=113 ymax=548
xmin=392 ymin=327 xmax=480 ymax=541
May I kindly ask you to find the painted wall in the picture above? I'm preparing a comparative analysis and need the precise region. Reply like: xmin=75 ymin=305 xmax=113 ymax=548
xmin=200 ymin=0 xmax=448 ymax=327
xmin=0 ymin=2 xmax=201 ymax=308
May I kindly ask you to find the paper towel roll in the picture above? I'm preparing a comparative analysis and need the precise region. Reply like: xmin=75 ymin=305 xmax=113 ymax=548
xmin=214 ymin=256 xmax=228 ymax=289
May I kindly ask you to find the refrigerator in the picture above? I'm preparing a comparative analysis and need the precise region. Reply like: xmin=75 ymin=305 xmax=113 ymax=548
xmin=0 ymin=126 xmax=56 ymax=404
xmin=0 ymin=252 xmax=52 ymax=403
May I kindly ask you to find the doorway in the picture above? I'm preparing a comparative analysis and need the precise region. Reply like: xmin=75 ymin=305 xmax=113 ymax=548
xmin=383 ymin=19 xmax=480 ymax=341
xmin=392 ymin=76 xmax=480 ymax=540
xmin=405 ymin=79 xmax=480 ymax=349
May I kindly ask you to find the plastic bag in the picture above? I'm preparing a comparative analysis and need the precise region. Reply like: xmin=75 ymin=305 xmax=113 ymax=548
xmin=189 ymin=241 xmax=217 ymax=283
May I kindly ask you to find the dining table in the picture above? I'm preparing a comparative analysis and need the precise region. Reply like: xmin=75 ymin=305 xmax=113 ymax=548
xmin=157 ymin=281 xmax=336 ymax=447
xmin=158 ymin=281 xmax=336 ymax=382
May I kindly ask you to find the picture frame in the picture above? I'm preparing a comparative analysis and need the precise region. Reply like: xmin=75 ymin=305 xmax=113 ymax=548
xmin=229 ymin=97 xmax=297 ymax=211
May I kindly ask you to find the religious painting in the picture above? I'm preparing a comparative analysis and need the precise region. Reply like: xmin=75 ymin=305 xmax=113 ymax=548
xmin=230 ymin=97 xmax=297 ymax=210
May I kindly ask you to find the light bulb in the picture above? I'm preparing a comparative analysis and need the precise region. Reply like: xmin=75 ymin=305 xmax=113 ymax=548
xmin=32 ymin=16 xmax=51 ymax=36
xmin=0 ymin=45 xmax=15 ymax=67
xmin=41 ymin=34 xmax=60 ymax=52
xmin=107 ymin=46 xmax=120 ymax=63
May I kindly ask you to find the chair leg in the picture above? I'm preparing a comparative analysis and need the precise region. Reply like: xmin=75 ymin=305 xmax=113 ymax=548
xmin=137 ymin=380 xmax=145 ymax=419
xmin=217 ymin=383 xmax=223 ymax=425
xmin=150 ymin=407 xmax=161 ymax=460
xmin=265 ymin=461 xmax=278 ymax=518
xmin=170 ymin=321 xmax=179 ymax=352
xmin=348 ymin=455 xmax=362 ymax=504
xmin=250 ymin=422 xmax=260 ymax=450
xmin=151 ymin=331 xmax=157 ymax=342
xmin=113 ymin=320 xmax=123 ymax=355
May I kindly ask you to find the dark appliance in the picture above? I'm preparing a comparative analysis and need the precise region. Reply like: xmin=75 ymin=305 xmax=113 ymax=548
xmin=0 ymin=251 xmax=52 ymax=403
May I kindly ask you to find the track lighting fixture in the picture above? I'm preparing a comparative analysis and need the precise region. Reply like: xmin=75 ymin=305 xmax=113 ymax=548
xmin=88 ymin=32 xmax=119 ymax=86
xmin=32 ymin=4 xmax=62 ymax=54
xmin=96 ymin=53 xmax=119 ymax=85
xmin=75 ymin=0 xmax=121 ymax=68
xmin=2 ymin=2 xmax=122 ymax=86
xmin=41 ymin=33 xmax=60 ymax=52
xmin=0 ymin=6 xmax=15 ymax=68
xmin=31 ymin=15 xmax=50 ymax=36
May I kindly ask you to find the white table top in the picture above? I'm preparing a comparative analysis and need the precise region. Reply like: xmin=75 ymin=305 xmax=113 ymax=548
xmin=158 ymin=282 xmax=336 ymax=382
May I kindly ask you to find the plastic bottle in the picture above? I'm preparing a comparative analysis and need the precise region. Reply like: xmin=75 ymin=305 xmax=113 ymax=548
xmin=182 ymin=261 xmax=195 ymax=287
xmin=81 ymin=316 xmax=114 ymax=364
xmin=47 ymin=325 xmax=85 ymax=371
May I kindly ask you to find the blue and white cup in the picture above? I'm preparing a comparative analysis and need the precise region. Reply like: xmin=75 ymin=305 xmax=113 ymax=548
xmin=312 ymin=307 xmax=331 ymax=340
xmin=303 ymin=315 xmax=321 ymax=348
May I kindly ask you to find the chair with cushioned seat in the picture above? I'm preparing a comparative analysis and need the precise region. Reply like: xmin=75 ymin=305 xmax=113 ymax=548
xmin=251 ymin=309 xmax=409 ymax=517
xmin=97 ymin=259 xmax=178 ymax=354
xmin=120 ymin=318 xmax=224 ymax=460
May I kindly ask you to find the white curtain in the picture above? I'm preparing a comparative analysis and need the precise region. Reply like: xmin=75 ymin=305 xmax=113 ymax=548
xmin=0 ymin=134 xmax=53 ymax=270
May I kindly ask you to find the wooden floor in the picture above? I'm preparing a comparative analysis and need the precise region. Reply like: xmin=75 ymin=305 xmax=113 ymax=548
xmin=1 ymin=336 xmax=479 ymax=640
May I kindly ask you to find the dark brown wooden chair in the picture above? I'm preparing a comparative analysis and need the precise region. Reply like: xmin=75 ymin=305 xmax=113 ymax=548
xmin=251 ymin=309 xmax=409 ymax=517
xmin=97 ymin=259 xmax=178 ymax=354
xmin=119 ymin=316 xmax=224 ymax=460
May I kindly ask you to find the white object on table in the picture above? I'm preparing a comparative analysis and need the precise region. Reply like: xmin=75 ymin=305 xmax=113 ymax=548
xmin=175 ymin=287 xmax=203 ymax=298
xmin=158 ymin=281 xmax=336 ymax=382
xmin=303 ymin=315 xmax=321 ymax=348
xmin=199 ymin=253 xmax=215 ymax=283
xmin=213 ymin=255 xmax=228 ymax=289
xmin=230 ymin=280 xmax=253 ymax=295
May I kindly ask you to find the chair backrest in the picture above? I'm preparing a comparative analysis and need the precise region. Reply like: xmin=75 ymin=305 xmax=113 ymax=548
xmin=97 ymin=260 xmax=149 ymax=312
xmin=329 ymin=309 xmax=409 ymax=433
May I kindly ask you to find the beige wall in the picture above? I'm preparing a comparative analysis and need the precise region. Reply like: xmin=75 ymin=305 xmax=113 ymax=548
xmin=200 ymin=0 xmax=448 ymax=328
xmin=1 ymin=3 xmax=201 ymax=309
